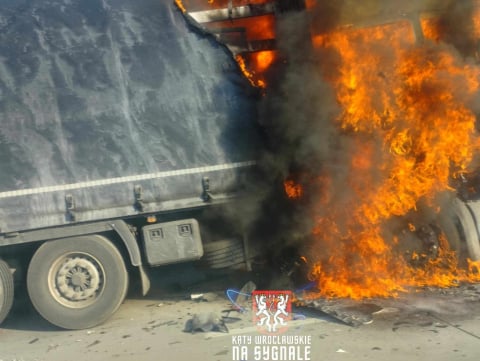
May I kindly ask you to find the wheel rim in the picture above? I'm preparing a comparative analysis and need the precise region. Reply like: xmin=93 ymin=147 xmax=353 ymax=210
xmin=48 ymin=252 xmax=105 ymax=308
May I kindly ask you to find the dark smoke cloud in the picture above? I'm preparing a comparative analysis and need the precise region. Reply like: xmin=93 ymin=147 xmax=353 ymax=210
xmin=428 ymin=0 xmax=478 ymax=58
xmin=253 ymin=9 xmax=343 ymax=249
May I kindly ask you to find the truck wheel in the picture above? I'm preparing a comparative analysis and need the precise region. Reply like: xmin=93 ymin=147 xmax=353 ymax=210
xmin=0 ymin=259 xmax=14 ymax=325
xmin=437 ymin=209 xmax=464 ymax=258
xmin=27 ymin=235 xmax=128 ymax=330
xmin=451 ymin=198 xmax=480 ymax=261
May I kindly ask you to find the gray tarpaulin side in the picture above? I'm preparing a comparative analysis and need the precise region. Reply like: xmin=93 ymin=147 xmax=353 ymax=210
xmin=0 ymin=0 xmax=261 ymax=233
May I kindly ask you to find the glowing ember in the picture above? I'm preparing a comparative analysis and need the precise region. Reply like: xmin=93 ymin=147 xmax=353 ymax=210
xmin=305 ymin=0 xmax=316 ymax=9
xmin=304 ymin=18 xmax=480 ymax=299
xmin=235 ymin=51 xmax=277 ymax=88
xmin=235 ymin=54 xmax=266 ymax=88
xmin=284 ymin=180 xmax=303 ymax=199
xmin=252 ymin=50 xmax=276 ymax=73
xmin=174 ymin=0 xmax=186 ymax=13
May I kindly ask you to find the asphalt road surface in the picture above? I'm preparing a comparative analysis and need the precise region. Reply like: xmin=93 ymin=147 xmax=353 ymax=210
xmin=1 ymin=265 xmax=480 ymax=361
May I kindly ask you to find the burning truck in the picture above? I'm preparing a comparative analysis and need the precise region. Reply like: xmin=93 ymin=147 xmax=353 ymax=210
xmin=1 ymin=0 xmax=480 ymax=330
xmin=177 ymin=0 xmax=480 ymax=297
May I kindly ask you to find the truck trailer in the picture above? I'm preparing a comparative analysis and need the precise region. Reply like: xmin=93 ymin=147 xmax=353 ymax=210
xmin=0 ymin=0 xmax=266 ymax=329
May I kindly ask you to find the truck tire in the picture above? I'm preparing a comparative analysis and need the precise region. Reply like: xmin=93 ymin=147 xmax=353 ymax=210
xmin=0 ymin=259 xmax=14 ymax=325
xmin=437 ymin=209 xmax=464 ymax=257
xmin=27 ymin=235 xmax=128 ymax=330
xmin=452 ymin=198 xmax=480 ymax=261
xmin=201 ymin=239 xmax=246 ymax=269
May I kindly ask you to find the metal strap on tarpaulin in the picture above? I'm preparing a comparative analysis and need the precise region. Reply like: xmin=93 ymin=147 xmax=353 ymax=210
xmin=0 ymin=161 xmax=256 ymax=200
xmin=187 ymin=3 xmax=275 ymax=23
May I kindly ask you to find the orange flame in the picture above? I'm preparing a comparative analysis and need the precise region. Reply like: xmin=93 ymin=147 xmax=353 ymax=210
xmin=305 ymin=17 xmax=480 ymax=299
xmin=174 ymin=0 xmax=186 ymax=13
xmin=284 ymin=180 xmax=303 ymax=199
xmin=252 ymin=50 xmax=276 ymax=73
xmin=235 ymin=54 xmax=266 ymax=88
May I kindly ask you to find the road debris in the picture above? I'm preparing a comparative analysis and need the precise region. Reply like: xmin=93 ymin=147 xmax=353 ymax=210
xmin=237 ymin=281 xmax=256 ymax=304
xmin=298 ymin=299 xmax=382 ymax=327
xmin=143 ymin=320 xmax=178 ymax=332
xmin=372 ymin=307 xmax=399 ymax=315
xmin=184 ymin=312 xmax=229 ymax=333
xmin=46 ymin=344 xmax=59 ymax=352
xmin=87 ymin=340 xmax=101 ymax=348
xmin=226 ymin=281 xmax=256 ymax=312
xmin=190 ymin=293 xmax=205 ymax=301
